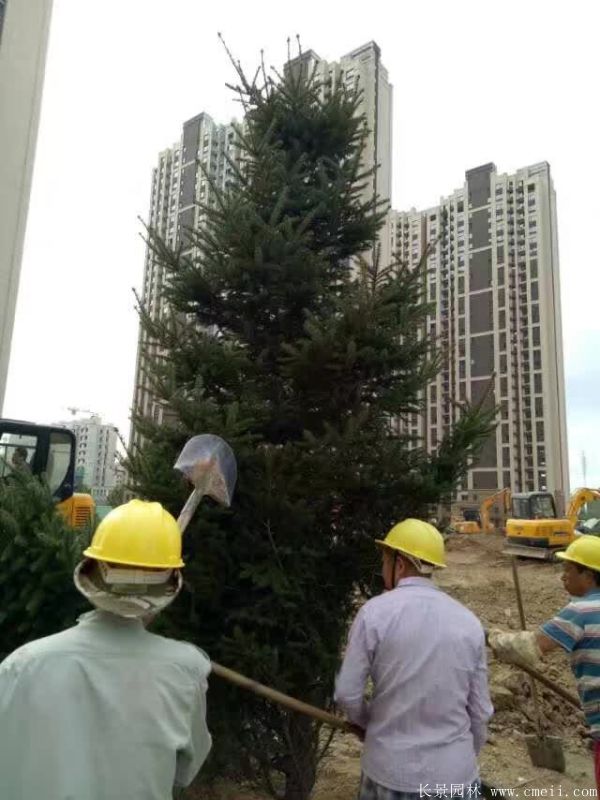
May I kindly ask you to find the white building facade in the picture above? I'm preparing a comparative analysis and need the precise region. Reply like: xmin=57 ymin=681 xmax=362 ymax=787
xmin=287 ymin=41 xmax=393 ymax=266
xmin=391 ymin=162 xmax=569 ymax=505
xmin=130 ymin=113 xmax=240 ymax=448
xmin=56 ymin=415 xmax=119 ymax=502
xmin=0 ymin=0 xmax=54 ymax=411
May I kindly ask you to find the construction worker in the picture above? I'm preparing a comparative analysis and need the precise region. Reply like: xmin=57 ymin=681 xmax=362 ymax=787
xmin=489 ymin=535 xmax=600 ymax=791
xmin=11 ymin=445 xmax=32 ymax=472
xmin=0 ymin=499 xmax=212 ymax=800
xmin=335 ymin=519 xmax=493 ymax=800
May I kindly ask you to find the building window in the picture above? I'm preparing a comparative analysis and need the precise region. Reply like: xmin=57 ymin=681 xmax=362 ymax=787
xmin=537 ymin=446 xmax=546 ymax=466
xmin=530 ymin=258 xmax=538 ymax=278
xmin=535 ymin=397 xmax=544 ymax=417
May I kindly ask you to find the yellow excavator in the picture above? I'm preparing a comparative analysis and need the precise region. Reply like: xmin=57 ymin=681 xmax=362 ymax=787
xmin=0 ymin=419 xmax=95 ymax=529
xmin=455 ymin=488 xmax=512 ymax=534
xmin=456 ymin=487 xmax=600 ymax=559
xmin=504 ymin=487 xmax=600 ymax=559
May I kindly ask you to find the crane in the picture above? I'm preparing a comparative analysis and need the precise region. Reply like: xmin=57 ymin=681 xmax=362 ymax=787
xmin=67 ymin=407 xmax=99 ymax=418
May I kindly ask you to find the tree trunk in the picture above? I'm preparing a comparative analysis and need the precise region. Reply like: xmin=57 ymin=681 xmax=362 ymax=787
xmin=283 ymin=713 xmax=318 ymax=800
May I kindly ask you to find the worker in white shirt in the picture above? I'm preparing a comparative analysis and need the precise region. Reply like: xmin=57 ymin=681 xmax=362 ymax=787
xmin=0 ymin=499 xmax=212 ymax=800
xmin=335 ymin=519 xmax=493 ymax=800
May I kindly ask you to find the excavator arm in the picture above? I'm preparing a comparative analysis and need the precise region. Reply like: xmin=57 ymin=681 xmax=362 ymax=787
xmin=566 ymin=488 xmax=600 ymax=527
xmin=480 ymin=487 xmax=512 ymax=534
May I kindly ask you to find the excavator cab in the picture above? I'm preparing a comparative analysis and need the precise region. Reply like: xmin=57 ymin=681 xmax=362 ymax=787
xmin=0 ymin=419 xmax=95 ymax=529
xmin=505 ymin=491 xmax=573 ymax=559
xmin=511 ymin=492 xmax=557 ymax=521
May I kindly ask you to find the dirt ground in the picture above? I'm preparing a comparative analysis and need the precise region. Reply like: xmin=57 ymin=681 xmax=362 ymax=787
xmin=189 ymin=533 xmax=597 ymax=799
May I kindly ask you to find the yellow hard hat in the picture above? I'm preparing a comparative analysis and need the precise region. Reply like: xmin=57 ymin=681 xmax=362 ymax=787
xmin=375 ymin=518 xmax=446 ymax=569
xmin=556 ymin=535 xmax=600 ymax=572
xmin=83 ymin=499 xmax=184 ymax=569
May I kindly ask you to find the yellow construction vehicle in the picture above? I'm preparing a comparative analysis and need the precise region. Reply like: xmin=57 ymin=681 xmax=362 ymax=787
xmin=454 ymin=484 xmax=600 ymax=558
xmin=504 ymin=492 xmax=572 ymax=559
xmin=455 ymin=488 xmax=511 ymax=534
xmin=504 ymin=488 xmax=600 ymax=558
xmin=567 ymin=488 xmax=600 ymax=529
xmin=0 ymin=419 xmax=95 ymax=529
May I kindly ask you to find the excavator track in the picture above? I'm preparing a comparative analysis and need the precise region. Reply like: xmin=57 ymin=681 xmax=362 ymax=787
xmin=501 ymin=543 xmax=558 ymax=561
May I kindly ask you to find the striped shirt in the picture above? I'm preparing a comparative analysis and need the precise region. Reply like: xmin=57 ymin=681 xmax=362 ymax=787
xmin=541 ymin=589 xmax=600 ymax=737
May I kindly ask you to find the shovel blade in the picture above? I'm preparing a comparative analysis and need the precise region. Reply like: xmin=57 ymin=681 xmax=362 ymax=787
xmin=525 ymin=734 xmax=566 ymax=773
xmin=174 ymin=434 xmax=237 ymax=507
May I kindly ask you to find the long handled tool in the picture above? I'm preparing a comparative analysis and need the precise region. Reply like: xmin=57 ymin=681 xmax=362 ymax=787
xmin=510 ymin=558 xmax=566 ymax=772
xmin=484 ymin=627 xmax=579 ymax=708
xmin=507 ymin=658 xmax=579 ymax=709
xmin=173 ymin=435 xmax=349 ymax=733
xmin=211 ymin=661 xmax=350 ymax=731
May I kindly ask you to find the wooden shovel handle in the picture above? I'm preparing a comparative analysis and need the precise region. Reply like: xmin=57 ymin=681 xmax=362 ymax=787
xmin=510 ymin=558 xmax=544 ymax=736
xmin=210 ymin=661 xmax=351 ymax=732
xmin=513 ymin=661 xmax=580 ymax=710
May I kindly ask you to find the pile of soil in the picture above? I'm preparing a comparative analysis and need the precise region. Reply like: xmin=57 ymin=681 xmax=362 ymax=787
xmin=189 ymin=533 xmax=596 ymax=798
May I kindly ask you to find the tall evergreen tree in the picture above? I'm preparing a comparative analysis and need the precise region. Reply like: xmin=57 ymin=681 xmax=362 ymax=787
xmin=128 ymin=50 xmax=495 ymax=800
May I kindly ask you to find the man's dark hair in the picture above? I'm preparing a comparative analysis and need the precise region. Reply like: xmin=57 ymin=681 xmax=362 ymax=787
xmin=15 ymin=446 xmax=28 ymax=460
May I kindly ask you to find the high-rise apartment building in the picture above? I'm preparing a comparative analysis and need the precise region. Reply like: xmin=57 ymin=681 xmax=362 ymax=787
xmin=130 ymin=113 xmax=240 ymax=448
xmin=287 ymin=41 xmax=393 ymax=265
xmin=130 ymin=43 xmax=393 ymax=449
xmin=56 ymin=415 xmax=119 ymax=502
xmin=391 ymin=162 xmax=569 ymax=504
xmin=0 ymin=0 xmax=54 ymax=411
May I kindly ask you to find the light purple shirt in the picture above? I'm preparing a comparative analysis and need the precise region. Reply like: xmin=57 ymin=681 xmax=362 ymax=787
xmin=335 ymin=577 xmax=493 ymax=793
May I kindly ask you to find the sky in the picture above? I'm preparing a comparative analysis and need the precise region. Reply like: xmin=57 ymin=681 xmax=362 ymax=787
xmin=4 ymin=0 xmax=600 ymax=485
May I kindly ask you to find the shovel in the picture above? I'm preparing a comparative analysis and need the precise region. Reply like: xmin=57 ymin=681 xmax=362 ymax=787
xmin=173 ymin=435 xmax=350 ymax=733
xmin=510 ymin=558 xmax=566 ymax=772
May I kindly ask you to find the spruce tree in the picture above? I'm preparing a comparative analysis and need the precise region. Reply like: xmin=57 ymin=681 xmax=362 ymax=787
xmin=128 ymin=49 xmax=495 ymax=800
xmin=0 ymin=473 xmax=89 ymax=658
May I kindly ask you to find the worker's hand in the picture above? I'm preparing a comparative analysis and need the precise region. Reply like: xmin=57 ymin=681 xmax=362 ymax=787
xmin=347 ymin=723 xmax=366 ymax=742
xmin=487 ymin=628 xmax=542 ymax=669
